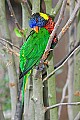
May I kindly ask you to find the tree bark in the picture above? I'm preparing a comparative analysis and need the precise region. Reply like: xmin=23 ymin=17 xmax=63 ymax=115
xmin=67 ymin=0 xmax=75 ymax=120
xmin=21 ymin=2 xmax=31 ymax=120
xmin=0 ymin=0 xmax=17 ymax=119
xmin=73 ymin=10 xmax=80 ymax=118
xmin=28 ymin=84 xmax=35 ymax=120
xmin=33 ymin=70 xmax=44 ymax=120
xmin=47 ymin=53 xmax=58 ymax=120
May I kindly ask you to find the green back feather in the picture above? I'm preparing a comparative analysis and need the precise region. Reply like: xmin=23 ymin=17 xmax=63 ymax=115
xmin=20 ymin=28 xmax=50 ymax=103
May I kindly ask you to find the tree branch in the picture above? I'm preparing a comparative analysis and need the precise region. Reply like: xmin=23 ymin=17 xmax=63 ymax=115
xmin=58 ymin=1 xmax=80 ymax=41
xmin=6 ymin=0 xmax=21 ymax=30
xmin=46 ymin=102 xmax=80 ymax=111
xmin=54 ymin=41 xmax=80 ymax=69
xmin=74 ymin=112 xmax=80 ymax=120
xmin=43 ymin=41 xmax=80 ymax=82
xmin=0 ymin=38 xmax=20 ymax=49
xmin=58 ymin=78 xmax=68 ymax=118
xmin=0 ymin=41 xmax=19 ymax=57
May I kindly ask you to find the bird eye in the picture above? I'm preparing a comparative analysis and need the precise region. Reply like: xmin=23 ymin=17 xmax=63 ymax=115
xmin=36 ymin=18 xmax=38 ymax=22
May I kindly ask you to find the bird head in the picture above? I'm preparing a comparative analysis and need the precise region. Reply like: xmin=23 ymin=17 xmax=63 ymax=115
xmin=29 ymin=13 xmax=49 ymax=33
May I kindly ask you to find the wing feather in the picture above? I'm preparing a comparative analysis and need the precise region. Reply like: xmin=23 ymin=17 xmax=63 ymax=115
xmin=20 ymin=28 xmax=50 ymax=78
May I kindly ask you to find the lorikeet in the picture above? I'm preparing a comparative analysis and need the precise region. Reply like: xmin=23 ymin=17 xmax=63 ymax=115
xmin=19 ymin=12 xmax=58 ymax=103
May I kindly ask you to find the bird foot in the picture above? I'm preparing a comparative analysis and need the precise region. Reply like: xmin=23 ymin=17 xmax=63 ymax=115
xmin=36 ymin=64 xmax=44 ymax=71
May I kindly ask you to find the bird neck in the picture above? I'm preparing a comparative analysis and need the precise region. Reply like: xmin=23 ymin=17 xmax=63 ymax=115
xmin=44 ymin=17 xmax=55 ymax=34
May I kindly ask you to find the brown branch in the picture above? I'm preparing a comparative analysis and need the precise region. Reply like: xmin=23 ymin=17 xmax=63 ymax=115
xmin=46 ymin=102 xmax=80 ymax=111
xmin=6 ymin=46 xmax=20 ymax=57
xmin=58 ymin=1 xmax=80 ymax=41
xmin=0 ymin=38 xmax=20 ymax=50
xmin=6 ymin=0 xmax=21 ymax=30
xmin=43 ymin=41 xmax=80 ymax=83
xmin=0 ymin=41 xmax=19 ymax=57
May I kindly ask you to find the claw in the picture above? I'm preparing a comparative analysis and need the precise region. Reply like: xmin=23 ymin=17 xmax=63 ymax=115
xmin=36 ymin=64 xmax=44 ymax=71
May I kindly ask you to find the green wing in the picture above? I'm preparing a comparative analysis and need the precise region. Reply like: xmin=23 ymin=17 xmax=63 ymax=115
xmin=20 ymin=28 xmax=50 ymax=78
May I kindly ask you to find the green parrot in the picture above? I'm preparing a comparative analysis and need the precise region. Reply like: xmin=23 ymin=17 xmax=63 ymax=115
xmin=19 ymin=12 xmax=58 ymax=103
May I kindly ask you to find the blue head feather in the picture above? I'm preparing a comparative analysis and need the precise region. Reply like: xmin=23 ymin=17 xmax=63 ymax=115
xmin=29 ymin=18 xmax=36 ymax=28
xmin=29 ymin=13 xmax=47 ymax=28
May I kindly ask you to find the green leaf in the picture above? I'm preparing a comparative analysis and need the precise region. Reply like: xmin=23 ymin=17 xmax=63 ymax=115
xmin=14 ymin=28 xmax=23 ymax=37
xmin=14 ymin=28 xmax=28 ymax=38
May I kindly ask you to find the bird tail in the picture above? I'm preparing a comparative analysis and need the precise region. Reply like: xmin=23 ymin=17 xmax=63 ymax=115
xmin=21 ymin=71 xmax=31 ymax=104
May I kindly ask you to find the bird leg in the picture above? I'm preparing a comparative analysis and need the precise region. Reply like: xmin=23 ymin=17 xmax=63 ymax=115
xmin=36 ymin=63 xmax=45 ymax=71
